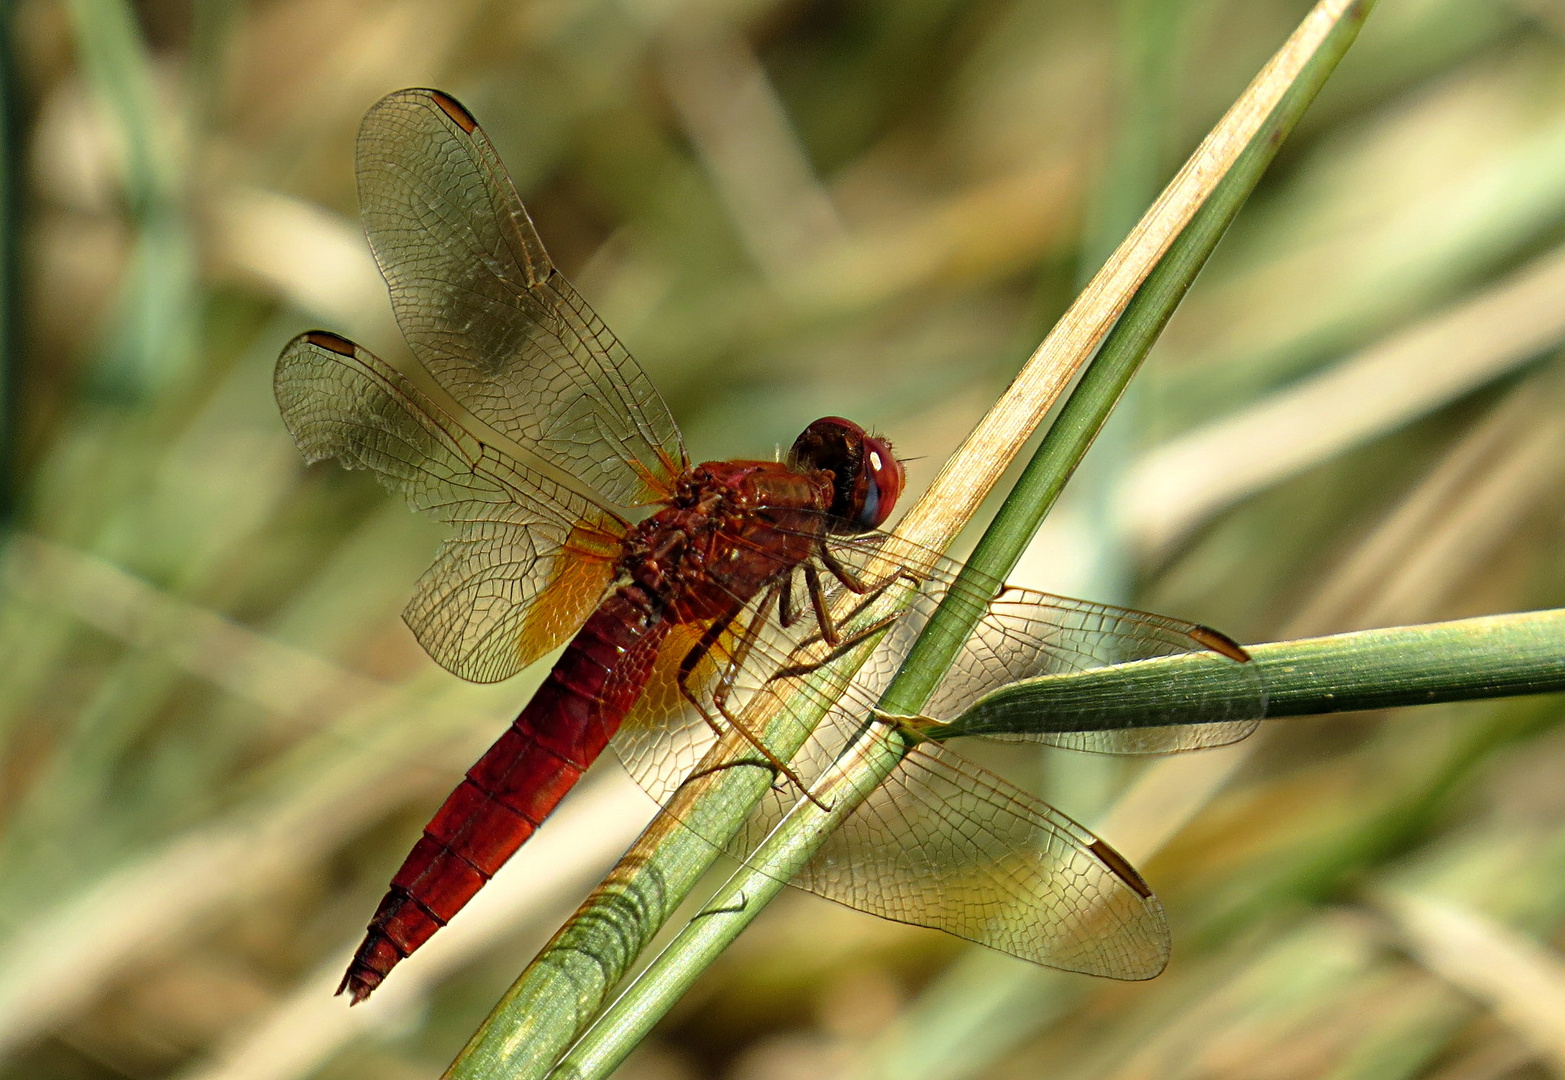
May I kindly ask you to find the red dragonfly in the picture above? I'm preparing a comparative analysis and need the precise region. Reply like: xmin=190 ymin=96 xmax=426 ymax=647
xmin=276 ymin=88 xmax=1264 ymax=1003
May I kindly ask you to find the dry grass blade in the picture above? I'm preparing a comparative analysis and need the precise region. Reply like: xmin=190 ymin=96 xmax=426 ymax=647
xmin=1287 ymin=371 xmax=1565 ymax=633
xmin=1312 ymin=376 xmax=1565 ymax=630
xmin=1376 ymin=888 xmax=1565 ymax=1077
xmin=0 ymin=677 xmax=494 ymax=1058
xmin=661 ymin=23 xmax=843 ymax=284
xmin=1129 ymin=243 xmax=1565 ymax=553
xmin=0 ymin=533 xmax=516 ymax=1054
xmin=2 ymin=533 xmax=388 ymax=725
xmin=209 ymin=188 xmax=393 ymax=343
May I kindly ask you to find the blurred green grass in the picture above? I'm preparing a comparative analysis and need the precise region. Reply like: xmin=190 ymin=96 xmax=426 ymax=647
xmin=6 ymin=1 xmax=1565 ymax=1078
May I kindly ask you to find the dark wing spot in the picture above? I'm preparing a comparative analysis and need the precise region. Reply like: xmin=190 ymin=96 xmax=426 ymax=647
xmin=305 ymin=331 xmax=357 ymax=356
xmin=429 ymin=90 xmax=478 ymax=133
xmin=1089 ymin=839 xmax=1153 ymax=898
xmin=1188 ymin=624 xmax=1251 ymax=663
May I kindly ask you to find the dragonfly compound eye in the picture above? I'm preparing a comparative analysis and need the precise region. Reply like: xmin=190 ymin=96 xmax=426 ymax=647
xmin=789 ymin=417 xmax=905 ymax=532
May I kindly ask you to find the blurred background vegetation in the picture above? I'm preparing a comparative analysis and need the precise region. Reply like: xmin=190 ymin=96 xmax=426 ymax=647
xmin=6 ymin=0 xmax=1565 ymax=1077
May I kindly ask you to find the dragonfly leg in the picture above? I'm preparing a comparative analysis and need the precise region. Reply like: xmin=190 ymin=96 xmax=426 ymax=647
xmin=768 ymin=610 xmax=903 ymax=682
xmin=817 ymin=548 xmax=921 ymax=639
xmin=828 ymin=570 xmax=903 ymax=635
xmin=778 ymin=570 xmax=800 ymax=628
xmin=676 ymin=589 xmax=827 ymax=809
xmin=676 ymin=604 xmax=745 ymax=745
xmin=817 ymin=542 xmax=871 ymax=593
xmin=710 ymin=586 xmax=777 ymax=709
xmin=782 ymin=561 xmax=904 ymax=655
xmin=803 ymin=565 xmax=840 ymax=646
xmin=818 ymin=542 xmax=921 ymax=596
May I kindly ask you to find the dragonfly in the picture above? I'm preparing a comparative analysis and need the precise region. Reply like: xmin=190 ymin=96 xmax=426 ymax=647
xmin=275 ymin=88 xmax=1266 ymax=1004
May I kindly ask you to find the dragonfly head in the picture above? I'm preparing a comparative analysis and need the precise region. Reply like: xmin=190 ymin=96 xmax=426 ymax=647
xmin=789 ymin=417 xmax=905 ymax=533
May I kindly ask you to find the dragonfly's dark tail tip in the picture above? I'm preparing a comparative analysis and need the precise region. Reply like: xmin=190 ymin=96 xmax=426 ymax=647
xmin=337 ymin=923 xmax=405 ymax=1003
xmin=337 ymin=966 xmax=379 ymax=1005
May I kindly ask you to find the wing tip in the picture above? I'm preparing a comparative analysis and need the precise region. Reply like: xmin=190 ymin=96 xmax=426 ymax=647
xmin=1188 ymin=624 xmax=1251 ymax=663
xmin=303 ymin=330 xmax=358 ymax=357
xmin=1118 ymin=951 xmax=1172 ymax=982
xmin=370 ymin=87 xmax=479 ymax=135
xmin=427 ymin=90 xmax=479 ymax=133
xmin=1088 ymin=838 xmax=1154 ymax=899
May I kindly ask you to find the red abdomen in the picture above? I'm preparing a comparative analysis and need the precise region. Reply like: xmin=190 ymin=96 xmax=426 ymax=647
xmin=339 ymin=588 xmax=668 ymax=1002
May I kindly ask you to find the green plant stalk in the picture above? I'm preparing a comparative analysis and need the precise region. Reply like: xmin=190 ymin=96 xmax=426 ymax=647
xmin=65 ymin=0 xmax=196 ymax=400
xmin=883 ymin=8 xmax=1374 ymax=721
xmin=944 ymin=609 xmax=1565 ymax=737
xmin=545 ymin=9 xmax=1375 ymax=1077
xmin=0 ymin=7 xmax=17 ymax=528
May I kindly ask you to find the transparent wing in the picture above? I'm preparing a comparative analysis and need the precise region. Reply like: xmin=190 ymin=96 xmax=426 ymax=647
xmin=611 ymin=618 xmax=743 ymax=803
xmin=355 ymin=88 xmax=685 ymax=507
xmin=274 ymin=331 xmax=623 ymax=683
xmin=793 ymin=731 xmax=1170 ymax=978
xmin=828 ymin=529 xmax=1267 ymax=753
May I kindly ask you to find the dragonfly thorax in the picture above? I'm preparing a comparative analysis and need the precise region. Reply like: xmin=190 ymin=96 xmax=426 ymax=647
xmin=618 ymin=460 xmax=834 ymax=624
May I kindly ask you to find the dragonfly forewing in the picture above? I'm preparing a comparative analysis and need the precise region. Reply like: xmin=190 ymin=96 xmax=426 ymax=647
xmin=356 ymin=89 xmax=686 ymax=508
xmin=275 ymin=331 xmax=624 ymax=683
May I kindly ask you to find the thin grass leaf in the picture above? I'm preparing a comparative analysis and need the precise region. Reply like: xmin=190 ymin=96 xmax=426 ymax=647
xmin=1129 ymin=243 xmax=1565 ymax=554
xmin=945 ymin=610 xmax=1565 ymax=738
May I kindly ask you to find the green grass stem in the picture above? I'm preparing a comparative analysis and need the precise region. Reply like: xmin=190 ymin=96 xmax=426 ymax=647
xmin=947 ymin=609 xmax=1565 ymax=738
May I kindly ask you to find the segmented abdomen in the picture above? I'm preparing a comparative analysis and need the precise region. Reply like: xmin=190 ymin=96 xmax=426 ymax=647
xmin=339 ymin=588 xmax=668 ymax=1002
